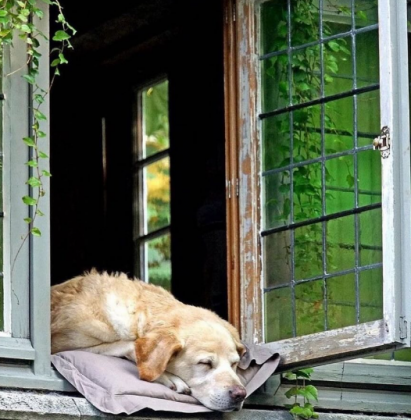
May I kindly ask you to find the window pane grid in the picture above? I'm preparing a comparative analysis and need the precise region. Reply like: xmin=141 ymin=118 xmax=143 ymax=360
xmin=134 ymin=80 xmax=171 ymax=288
xmin=261 ymin=0 xmax=381 ymax=341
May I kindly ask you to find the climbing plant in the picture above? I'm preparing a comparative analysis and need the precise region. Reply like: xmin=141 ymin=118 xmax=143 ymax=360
xmin=285 ymin=368 xmax=319 ymax=419
xmin=0 ymin=0 xmax=75 ymax=241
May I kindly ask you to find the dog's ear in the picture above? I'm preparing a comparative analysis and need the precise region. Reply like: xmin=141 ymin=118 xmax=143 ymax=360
xmin=135 ymin=330 xmax=183 ymax=382
xmin=224 ymin=322 xmax=246 ymax=358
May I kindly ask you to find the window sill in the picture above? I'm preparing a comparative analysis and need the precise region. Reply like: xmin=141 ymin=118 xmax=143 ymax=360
xmin=0 ymin=389 xmax=408 ymax=420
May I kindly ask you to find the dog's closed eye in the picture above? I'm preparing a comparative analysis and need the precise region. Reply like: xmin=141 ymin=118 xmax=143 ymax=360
xmin=198 ymin=360 xmax=213 ymax=369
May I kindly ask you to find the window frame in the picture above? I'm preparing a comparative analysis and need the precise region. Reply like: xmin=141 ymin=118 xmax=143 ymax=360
xmin=132 ymin=76 xmax=171 ymax=284
xmin=0 ymin=4 xmax=72 ymax=390
xmin=228 ymin=0 xmax=411 ymax=369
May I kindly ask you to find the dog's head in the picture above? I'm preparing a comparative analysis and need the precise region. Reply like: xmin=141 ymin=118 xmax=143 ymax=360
xmin=135 ymin=314 xmax=247 ymax=412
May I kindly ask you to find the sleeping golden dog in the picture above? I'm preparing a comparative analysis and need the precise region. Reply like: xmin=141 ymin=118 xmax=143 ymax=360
xmin=51 ymin=270 xmax=247 ymax=411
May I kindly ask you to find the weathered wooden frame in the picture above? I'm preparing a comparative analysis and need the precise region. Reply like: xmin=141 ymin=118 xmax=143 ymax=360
xmin=228 ymin=0 xmax=411 ymax=368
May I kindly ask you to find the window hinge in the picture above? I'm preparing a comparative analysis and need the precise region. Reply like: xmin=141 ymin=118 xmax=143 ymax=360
xmin=227 ymin=179 xmax=239 ymax=198
xmin=399 ymin=316 xmax=408 ymax=340
xmin=372 ymin=126 xmax=390 ymax=158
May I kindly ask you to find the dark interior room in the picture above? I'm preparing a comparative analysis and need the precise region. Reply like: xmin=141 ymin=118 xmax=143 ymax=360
xmin=50 ymin=0 xmax=228 ymax=318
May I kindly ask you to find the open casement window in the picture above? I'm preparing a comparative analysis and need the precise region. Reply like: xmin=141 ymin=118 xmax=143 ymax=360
xmin=0 ymin=5 xmax=70 ymax=390
xmin=133 ymin=79 xmax=171 ymax=290
xmin=227 ymin=0 xmax=411 ymax=369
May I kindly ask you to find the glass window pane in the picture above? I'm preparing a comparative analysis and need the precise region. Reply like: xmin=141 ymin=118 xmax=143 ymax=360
xmin=260 ymin=0 xmax=381 ymax=341
xmin=263 ymin=231 xmax=291 ymax=288
xmin=359 ymin=208 xmax=382 ymax=267
xmin=294 ymin=223 xmax=323 ymax=281
xmin=262 ymin=114 xmax=290 ymax=171
xmin=295 ymin=280 xmax=325 ymax=336
xmin=326 ymin=215 xmax=355 ymax=274
xmin=356 ymin=30 xmax=379 ymax=88
xmin=146 ymin=234 xmax=171 ymax=291
xmin=326 ymin=155 xmax=355 ymax=215
xmin=265 ymin=287 xmax=293 ymax=341
xmin=142 ymin=80 xmax=169 ymax=159
xmin=326 ymin=274 xmax=357 ymax=330
xmin=144 ymin=157 xmax=170 ymax=234
xmin=263 ymin=169 xmax=291 ymax=229
xmin=359 ymin=267 xmax=383 ymax=323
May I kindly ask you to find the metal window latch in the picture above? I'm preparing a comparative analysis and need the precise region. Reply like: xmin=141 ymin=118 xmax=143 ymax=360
xmin=372 ymin=126 xmax=390 ymax=158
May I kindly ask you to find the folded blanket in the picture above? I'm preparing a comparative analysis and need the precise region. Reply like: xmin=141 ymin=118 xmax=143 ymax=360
xmin=51 ymin=344 xmax=280 ymax=414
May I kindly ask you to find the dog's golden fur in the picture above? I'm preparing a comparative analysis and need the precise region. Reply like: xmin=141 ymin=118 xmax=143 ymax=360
xmin=51 ymin=270 xmax=247 ymax=411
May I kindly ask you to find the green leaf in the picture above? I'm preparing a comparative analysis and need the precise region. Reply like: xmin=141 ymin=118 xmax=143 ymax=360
xmin=37 ymin=131 xmax=47 ymax=138
xmin=22 ymin=74 xmax=36 ymax=85
xmin=42 ymin=170 xmax=51 ymax=177
xmin=24 ymin=217 xmax=33 ymax=224
xmin=23 ymin=136 xmax=36 ymax=146
xmin=58 ymin=52 xmax=68 ymax=64
xmin=327 ymin=41 xmax=340 ymax=52
xmin=34 ymin=94 xmax=44 ymax=104
xmin=346 ymin=174 xmax=355 ymax=188
xmin=17 ymin=14 xmax=29 ymax=23
xmin=300 ymin=385 xmax=318 ymax=402
xmin=27 ymin=160 xmax=38 ymax=167
xmin=22 ymin=196 xmax=37 ymax=206
xmin=34 ymin=110 xmax=47 ymax=120
xmin=36 ymin=209 xmax=45 ymax=216
xmin=55 ymin=67 xmax=60 ymax=76
xmin=27 ymin=176 xmax=42 ymax=187
xmin=52 ymin=30 xmax=71 ymax=41
xmin=51 ymin=58 xmax=60 ymax=67
xmin=31 ymin=227 xmax=42 ymax=236
xmin=40 ymin=0 xmax=54 ymax=4
xmin=34 ymin=9 xmax=44 ymax=19
xmin=39 ymin=151 xmax=49 ymax=158
xmin=20 ymin=8 xmax=30 ymax=17
xmin=290 ymin=405 xmax=314 ymax=419
xmin=0 ymin=10 xmax=8 ymax=17
xmin=294 ymin=368 xmax=314 ymax=378
xmin=285 ymin=387 xmax=300 ymax=399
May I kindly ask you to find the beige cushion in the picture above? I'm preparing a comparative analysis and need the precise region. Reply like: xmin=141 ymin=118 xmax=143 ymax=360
xmin=51 ymin=343 xmax=280 ymax=414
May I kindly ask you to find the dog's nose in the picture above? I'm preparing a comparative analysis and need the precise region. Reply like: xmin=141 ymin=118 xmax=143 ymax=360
xmin=229 ymin=385 xmax=247 ymax=402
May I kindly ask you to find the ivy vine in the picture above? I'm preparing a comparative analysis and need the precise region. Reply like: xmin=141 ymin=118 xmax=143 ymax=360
xmin=285 ymin=368 xmax=319 ymax=419
xmin=0 ymin=0 xmax=75 ymax=241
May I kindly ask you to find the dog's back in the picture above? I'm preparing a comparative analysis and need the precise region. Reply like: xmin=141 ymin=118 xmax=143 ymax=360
xmin=51 ymin=270 xmax=180 ymax=353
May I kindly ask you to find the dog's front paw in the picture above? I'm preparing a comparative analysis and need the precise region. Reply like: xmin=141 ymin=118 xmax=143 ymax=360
xmin=155 ymin=372 xmax=191 ymax=395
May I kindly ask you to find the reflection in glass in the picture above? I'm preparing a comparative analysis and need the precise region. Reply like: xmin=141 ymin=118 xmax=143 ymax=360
xmin=146 ymin=234 xmax=171 ymax=291
xmin=295 ymin=280 xmax=324 ymax=336
xmin=359 ymin=268 xmax=383 ymax=323
xmin=142 ymin=80 xmax=169 ymax=159
xmin=263 ymin=170 xmax=291 ymax=229
xmin=264 ymin=232 xmax=291 ymax=288
xmin=325 ymin=155 xmax=355 ymax=215
xmin=294 ymin=223 xmax=322 ymax=281
xmin=326 ymin=215 xmax=355 ymax=274
xmin=359 ymin=208 xmax=382 ymax=267
xmin=265 ymin=287 xmax=293 ymax=341
xmin=144 ymin=157 xmax=170 ymax=234
xmin=326 ymin=274 xmax=356 ymax=330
